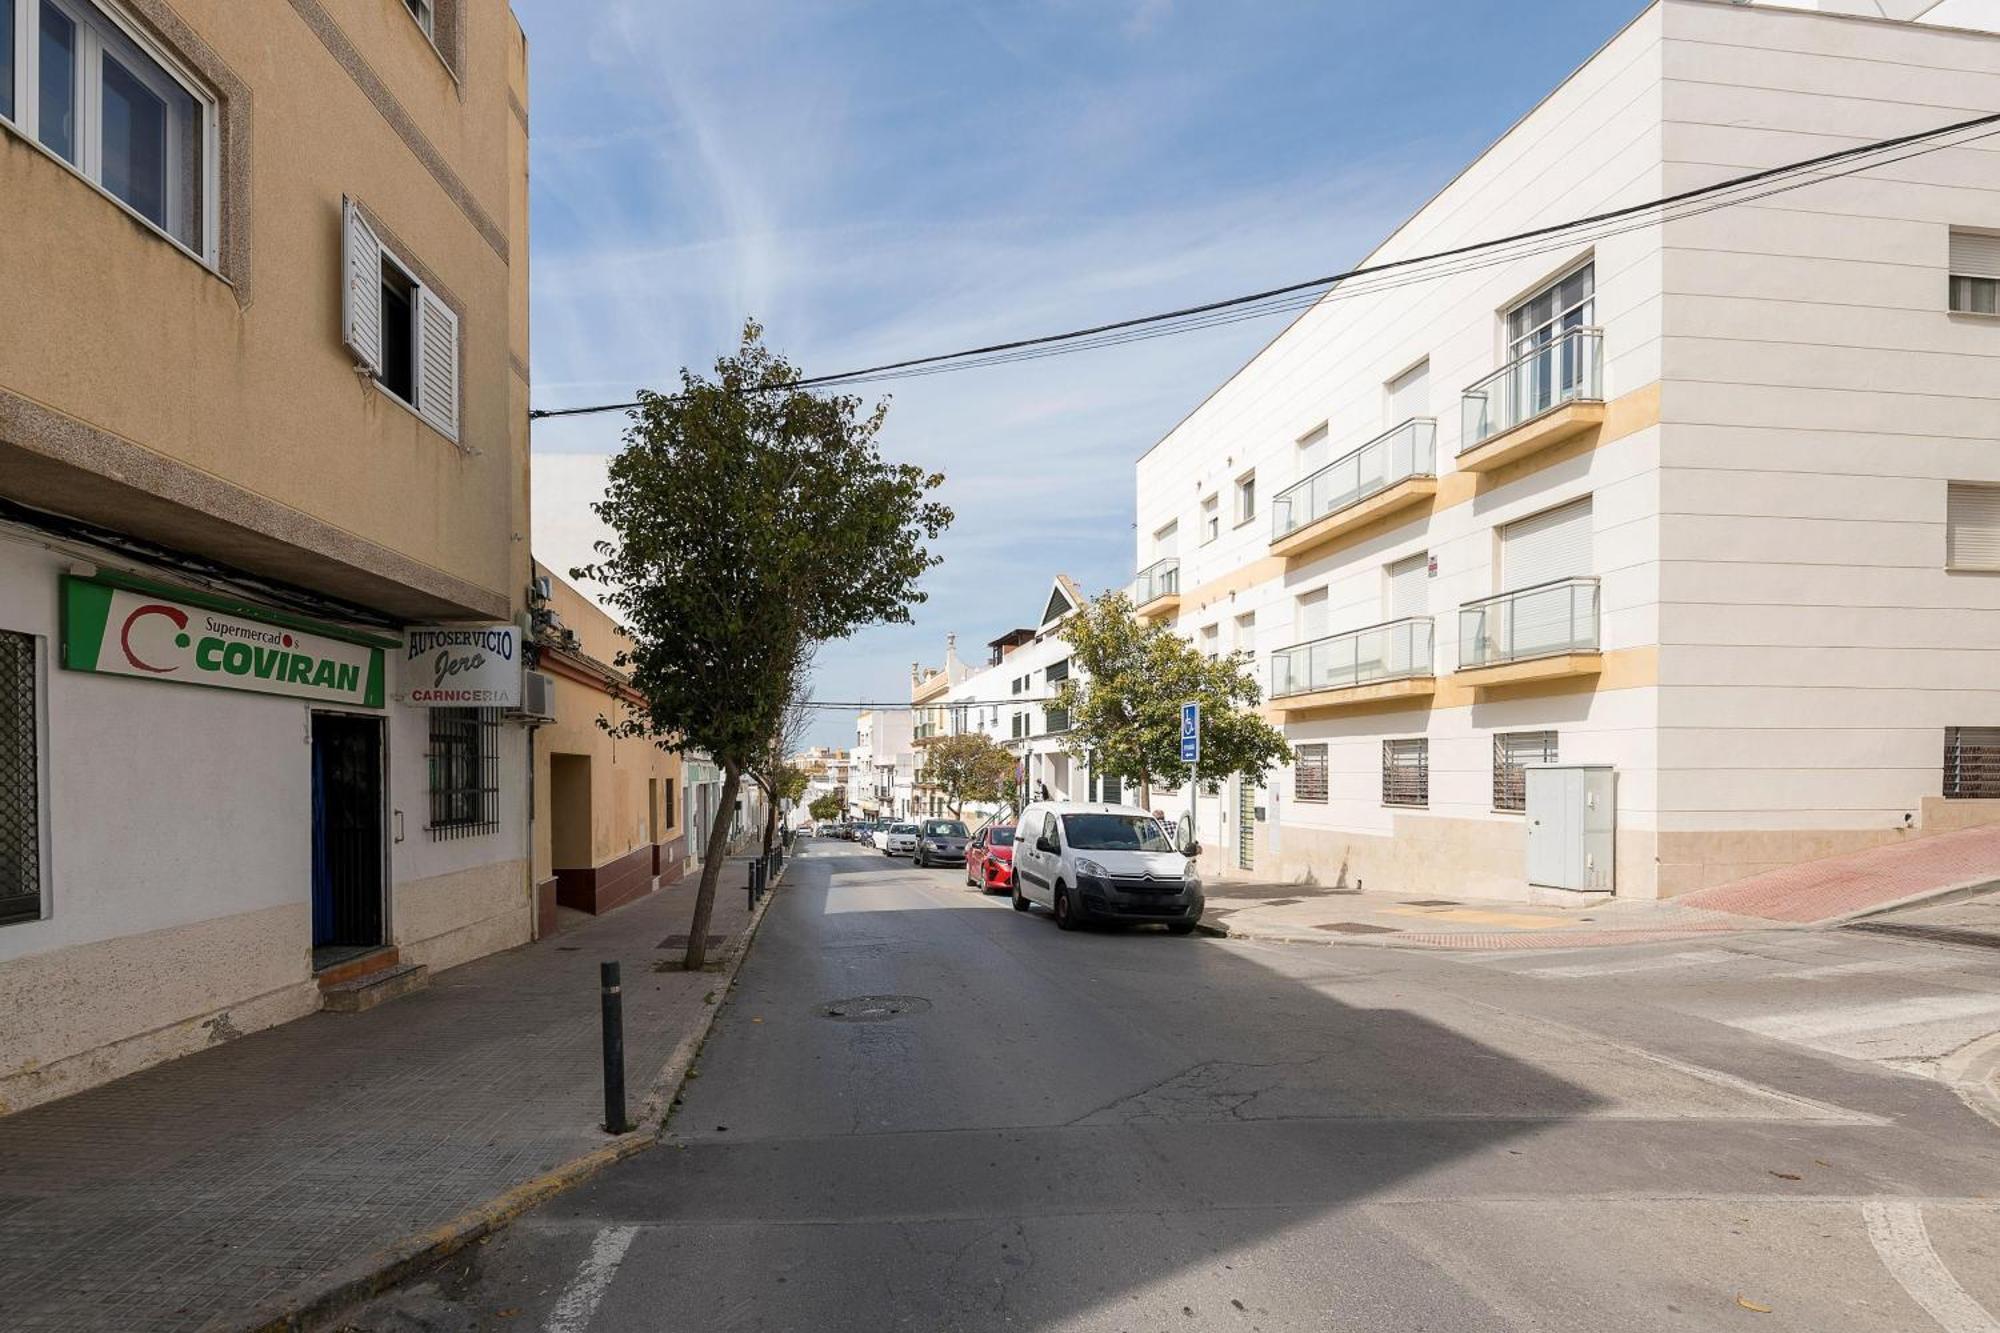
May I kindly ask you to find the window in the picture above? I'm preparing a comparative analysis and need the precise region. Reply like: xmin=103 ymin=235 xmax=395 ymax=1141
xmin=1097 ymin=773 xmax=1122 ymax=805
xmin=1235 ymin=472 xmax=1257 ymax=526
xmin=1949 ymin=230 xmax=2000 ymax=315
xmin=404 ymin=0 xmax=435 ymax=39
xmin=1 ymin=630 xmax=45 ymax=926
xmin=1154 ymin=520 xmax=1179 ymax=560
xmin=1385 ymin=552 xmax=1428 ymax=619
xmin=1045 ymin=657 xmax=1070 ymax=684
xmin=1383 ymin=738 xmax=1428 ymax=807
xmin=1199 ymin=623 xmax=1220 ymax=659
xmin=1508 ymin=264 xmax=1595 ymax=360
xmin=1297 ymin=424 xmax=1331 ymax=475
xmin=427 ymin=707 xmax=499 ymax=838
xmin=1945 ymin=727 xmax=2000 ymax=799
xmin=1201 ymin=494 xmax=1220 ymax=544
xmin=1233 ymin=612 xmax=1256 ymax=656
xmin=1493 ymin=730 xmax=1556 ymax=813
xmin=1 ymin=0 xmax=213 ymax=257
xmin=1295 ymin=587 xmax=1329 ymax=641
xmin=342 ymin=197 xmax=462 ymax=442
xmin=1386 ymin=359 xmax=1430 ymax=425
xmin=1294 ymin=743 xmax=1328 ymax=803
xmin=1947 ymin=482 xmax=2000 ymax=571
xmin=663 ymin=778 xmax=676 ymax=830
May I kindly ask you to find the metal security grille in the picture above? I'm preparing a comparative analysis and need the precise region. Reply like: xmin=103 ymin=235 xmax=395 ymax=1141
xmin=1294 ymin=744 xmax=1328 ymax=803
xmin=1945 ymin=727 xmax=2000 ymax=800
xmin=1236 ymin=778 xmax=1255 ymax=870
xmin=427 ymin=706 xmax=500 ymax=838
xmin=1493 ymin=731 xmax=1557 ymax=813
xmin=0 ymin=631 xmax=41 ymax=925
xmin=1382 ymin=738 xmax=1428 ymax=807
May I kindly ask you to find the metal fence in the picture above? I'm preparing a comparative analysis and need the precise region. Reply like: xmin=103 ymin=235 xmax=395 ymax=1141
xmin=0 ymin=631 xmax=41 ymax=925
xmin=1461 ymin=325 xmax=1603 ymax=450
xmin=1272 ymin=418 xmax=1437 ymax=540
xmin=1133 ymin=557 xmax=1180 ymax=605
xmin=1457 ymin=577 xmax=1599 ymax=669
xmin=1270 ymin=616 xmax=1434 ymax=699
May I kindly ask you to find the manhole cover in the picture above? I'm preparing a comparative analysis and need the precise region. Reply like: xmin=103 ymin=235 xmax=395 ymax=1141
xmin=1316 ymin=922 xmax=1401 ymax=935
xmin=817 ymin=995 xmax=932 ymax=1022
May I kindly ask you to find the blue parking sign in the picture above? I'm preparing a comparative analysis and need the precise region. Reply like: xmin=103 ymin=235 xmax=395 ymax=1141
xmin=1179 ymin=701 xmax=1200 ymax=763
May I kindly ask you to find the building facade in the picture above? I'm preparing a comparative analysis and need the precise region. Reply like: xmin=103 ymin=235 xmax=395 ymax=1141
xmin=0 ymin=0 xmax=534 ymax=1111
xmin=528 ymin=563 xmax=687 ymax=933
xmin=1135 ymin=0 xmax=2000 ymax=901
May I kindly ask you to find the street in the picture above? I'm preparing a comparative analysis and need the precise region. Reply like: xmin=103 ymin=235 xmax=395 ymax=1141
xmin=354 ymin=841 xmax=2000 ymax=1332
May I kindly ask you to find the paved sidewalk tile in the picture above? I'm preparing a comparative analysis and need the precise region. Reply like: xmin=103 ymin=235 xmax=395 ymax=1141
xmin=1679 ymin=825 xmax=2000 ymax=923
xmin=0 ymin=856 xmax=773 ymax=1332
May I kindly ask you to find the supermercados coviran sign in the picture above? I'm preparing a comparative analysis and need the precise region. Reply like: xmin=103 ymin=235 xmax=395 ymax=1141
xmin=404 ymin=626 xmax=521 ymax=707
xmin=61 ymin=575 xmax=386 ymax=708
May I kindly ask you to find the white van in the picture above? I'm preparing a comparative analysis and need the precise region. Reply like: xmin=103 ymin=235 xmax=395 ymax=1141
xmin=1010 ymin=801 xmax=1203 ymax=933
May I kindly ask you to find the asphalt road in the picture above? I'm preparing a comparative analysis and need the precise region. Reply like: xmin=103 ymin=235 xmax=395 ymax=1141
xmin=350 ymin=841 xmax=2000 ymax=1332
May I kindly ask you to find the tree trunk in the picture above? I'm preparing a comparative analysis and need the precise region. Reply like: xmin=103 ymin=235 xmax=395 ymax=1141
xmin=1139 ymin=762 xmax=1153 ymax=812
xmin=684 ymin=764 xmax=743 ymax=971
xmin=760 ymin=794 xmax=779 ymax=859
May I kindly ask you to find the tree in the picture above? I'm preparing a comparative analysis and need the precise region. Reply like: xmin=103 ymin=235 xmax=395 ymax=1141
xmin=808 ymin=792 xmax=844 ymax=823
xmin=1052 ymin=590 xmax=1291 ymax=811
xmin=749 ymin=656 xmax=814 ymax=858
xmin=576 ymin=322 xmax=951 ymax=968
xmin=923 ymin=732 xmax=1017 ymax=817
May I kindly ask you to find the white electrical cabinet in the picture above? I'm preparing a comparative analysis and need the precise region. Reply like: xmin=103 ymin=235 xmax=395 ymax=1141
xmin=1525 ymin=764 xmax=1615 ymax=893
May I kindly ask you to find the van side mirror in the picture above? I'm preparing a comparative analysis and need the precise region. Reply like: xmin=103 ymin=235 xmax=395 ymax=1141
xmin=1185 ymin=842 xmax=1202 ymax=858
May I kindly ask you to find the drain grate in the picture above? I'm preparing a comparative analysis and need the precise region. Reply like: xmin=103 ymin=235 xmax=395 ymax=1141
xmin=1315 ymin=921 xmax=1401 ymax=935
xmin=817 ymin=995 xmax=933 ymax=1022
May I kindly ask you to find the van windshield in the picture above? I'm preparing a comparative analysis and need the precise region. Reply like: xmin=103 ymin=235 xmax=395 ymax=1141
xmin=1060 ymin=813 xmax=1174 ymax=852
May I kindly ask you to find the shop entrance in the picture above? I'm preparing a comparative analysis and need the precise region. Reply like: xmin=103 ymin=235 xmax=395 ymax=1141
xmin=311 ymin=712 xmax=385 ymax=967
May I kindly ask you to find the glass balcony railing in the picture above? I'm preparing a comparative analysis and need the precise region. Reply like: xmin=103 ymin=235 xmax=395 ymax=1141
xmin=1461 ymin=326 xmax=1603 ymax=451
xmin=1270 ymin=616 xmax=1435 ymax=699
xmin=1133 ymin=557 xmax=1180 ymax=605
xmin=1457 ymin=577 xmax=1600 ymax=669
xmin=1272 ymin=418 xmax=1437 ymax=541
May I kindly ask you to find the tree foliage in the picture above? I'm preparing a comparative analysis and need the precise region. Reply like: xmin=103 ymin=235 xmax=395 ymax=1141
xmin=575 ymin=322 xmax=952 ymax=966
xmin=808 ymin=792 xmax=844 ymax=822
xmin=922 ymin=732 xmax=1017 ymax=817
xmin=1052 ymin=590 xmax=1291 ymax=801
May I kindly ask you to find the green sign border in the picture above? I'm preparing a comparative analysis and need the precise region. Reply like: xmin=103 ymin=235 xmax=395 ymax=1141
xmin=60 ymin=573 xmax=391 ymax=709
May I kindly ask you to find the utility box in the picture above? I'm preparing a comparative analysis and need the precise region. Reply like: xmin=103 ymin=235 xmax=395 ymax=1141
xmin=1525 ymin=764 xmax=1615 ymax=893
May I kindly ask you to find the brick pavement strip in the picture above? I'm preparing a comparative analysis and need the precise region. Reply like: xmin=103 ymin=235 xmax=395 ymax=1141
xmin=0 ymin=855 xmax=783 ymax=1333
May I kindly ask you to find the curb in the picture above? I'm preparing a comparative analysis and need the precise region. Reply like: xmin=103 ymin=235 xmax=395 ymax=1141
xmin=1940 ymin=1030 xmax=2000 ymax=1133
xmin=1193 ymin=917 xmax=1751 ymax=953
xmin=224 ymin=866 xmax=785 ymax=1333
xmin=1828 ymin=874 xmax=2000 ymax=926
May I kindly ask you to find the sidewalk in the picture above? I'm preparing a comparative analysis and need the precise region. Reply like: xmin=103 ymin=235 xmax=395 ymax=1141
xmin=0 ymin=854 xmax=778 ymax=1332
xmin=1677 ymin=824 xmax=2000 ymax=924
xmin=1198 ymin=880 xmax=1764 ymax=951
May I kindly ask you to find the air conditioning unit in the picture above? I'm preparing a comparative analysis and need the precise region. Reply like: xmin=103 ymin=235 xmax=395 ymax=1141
xmin=508 ymin=669 xmax=556 ymax=724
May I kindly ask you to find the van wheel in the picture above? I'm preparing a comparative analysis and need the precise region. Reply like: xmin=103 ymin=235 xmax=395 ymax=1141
xmin=1011 ymin=881 xmax=1029 ymax=912
xmin=1054 ymin=885 xmax=1080 ymax=931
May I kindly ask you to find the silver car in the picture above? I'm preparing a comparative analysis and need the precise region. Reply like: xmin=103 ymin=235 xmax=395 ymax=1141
xmin=883 ymin=822 xmax=919 ymax=856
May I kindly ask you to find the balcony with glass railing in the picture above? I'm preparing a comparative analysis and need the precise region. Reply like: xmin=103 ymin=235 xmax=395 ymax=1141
xmin=1458 ymin=326 xmax=1605 ymax=471
xmin=1268 ymin=616 xmax=1435 ymax=714
xmin=1455 ymin=576 xmax=1602 ymax=683
xmin=1270 ymin=418 xmax=1438 ymax=560
xmin=1132 ymin=557 xmax=1181 ymax=618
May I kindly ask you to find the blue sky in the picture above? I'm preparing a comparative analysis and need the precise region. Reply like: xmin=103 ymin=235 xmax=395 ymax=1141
xmin=517 ymin=0 xmax=1642 ymax=747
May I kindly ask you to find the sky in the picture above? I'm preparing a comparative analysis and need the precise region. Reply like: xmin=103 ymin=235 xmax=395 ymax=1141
xmin=516 ymin=0 xmax=1643 ymax=748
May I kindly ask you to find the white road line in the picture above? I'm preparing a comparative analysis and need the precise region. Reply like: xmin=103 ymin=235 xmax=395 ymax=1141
xmin=1737 ymin=993 xmax=2000 ymax=1043
xmin=1524 ymin=949 xmax=1744 ymax=979
xmin=1778 ymin=957 xmax=1972 ymax=981
xmin=1864 ymin=1202 xmax=2000 ymax=1333
xmin=544 ymin=1224 xmax=640 ymax=1333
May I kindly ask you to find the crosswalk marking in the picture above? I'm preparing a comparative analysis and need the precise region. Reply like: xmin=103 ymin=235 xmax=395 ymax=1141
xmin=1864 ymin=1203 xmax=2000 ymax=1333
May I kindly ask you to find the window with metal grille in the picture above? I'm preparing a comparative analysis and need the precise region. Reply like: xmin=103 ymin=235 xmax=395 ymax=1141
xmin=1383 ymin=738 xmax=1428 ymax=807
xmin=663 ymin=777 xmax=676 ymax=830
xmin=426 ymin=706 xmax=500 ymax=838
xmin=1 ymin=630 xmax=43 ymax=925
xmin=1945 ymin=727 xmax=2000 ymax=799
xmin=1099 ymin=773 xmax=1122 ymax=805
xmin=1493 ymin=730 xmax=1556 ymax=812
xmin=1294 ymin=744 xmax=1328 ymax=803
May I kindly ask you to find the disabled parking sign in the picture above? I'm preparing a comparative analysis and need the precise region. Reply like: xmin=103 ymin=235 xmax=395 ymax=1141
xmin=1180 ymin=701 xmax=1200 ymax=764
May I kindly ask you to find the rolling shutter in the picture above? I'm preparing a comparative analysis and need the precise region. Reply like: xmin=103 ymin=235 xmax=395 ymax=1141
xmin=417 ymin=287 xmax=460 ymax=443
xmin=1295 ymin=588 xmax=1329 ymax=641
xmin=1387 ymin=360 xmax=1430 ymax=424
xmin=1947 ymin=483 xmax=2000 ymax=571
xmin=1385 ymin=553 xmax=1428 ymax=619
xmin=1950 ymin=230 xmax=2000 ymax=279
xmin=1501 ymin=497 xmax=1592 ymax=589
xmin=341 ymin=197 xmax=385 ymax=375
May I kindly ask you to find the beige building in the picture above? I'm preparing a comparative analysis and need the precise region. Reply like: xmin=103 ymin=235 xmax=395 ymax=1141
xmin=528 ymin=563 xmax=688 ymax=933
xmin=1135 ymin=0 xmax=2000 ymax=902
xmin=0 ymin=0 xmax=534 ymax=1111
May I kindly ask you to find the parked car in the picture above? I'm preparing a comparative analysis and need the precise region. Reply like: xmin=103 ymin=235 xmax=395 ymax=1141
xmin=914 ymin=819 xmax=969 ymax=868
xmin=965 ymin=822 xmax=1016 ymax=892
xmin=1009 ymin=802 xmax=1202 ymax=933
xmin=870 ymin=822 xmax=891 ymax=851
xmin=883 ymin=822 xmax=919 ymax=856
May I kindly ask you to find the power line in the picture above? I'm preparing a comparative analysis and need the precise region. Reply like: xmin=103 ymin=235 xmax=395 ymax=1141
xmin=528 ymin=111 xmax=2000 ymax=421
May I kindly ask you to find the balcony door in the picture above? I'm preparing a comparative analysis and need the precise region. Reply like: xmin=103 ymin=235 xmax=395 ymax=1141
xmin=1507 ymin=264 xmax=1595 ymax=416
xmin=1384 ymin=553 xmax=1429 ymax=676
xmin=1497 ymin=498 xmax=1592 ymax=659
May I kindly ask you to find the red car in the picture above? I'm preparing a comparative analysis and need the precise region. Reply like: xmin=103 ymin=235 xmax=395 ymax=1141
xmin=964 ymin=823 xmax=1017 ymax=893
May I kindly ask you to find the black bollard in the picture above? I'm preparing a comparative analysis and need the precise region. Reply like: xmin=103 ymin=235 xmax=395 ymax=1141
xmin=600 ymin=961 xmax=627 ymax=1133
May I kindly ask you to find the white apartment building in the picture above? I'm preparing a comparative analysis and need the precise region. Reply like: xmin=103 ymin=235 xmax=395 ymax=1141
xmin=1133 ymin=0 xmax=2000 ymax=902
xmin=852 ymin=707 xmax=916 ymax=818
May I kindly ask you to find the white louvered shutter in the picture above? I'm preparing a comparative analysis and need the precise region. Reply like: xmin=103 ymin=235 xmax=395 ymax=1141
xmin=1947 ymin=483 xmax=2000 ymax=571
xmin=417 ymin=287 xmax=460 ymax=442
xmin=342 ymin=197 xmax=385 ymax=375
xmin=1385 ymin=552 xmax=1428 ymax=618
xmin=1387 ymin=360 xmax=1430 ymax=424
xmin=1295 ymin=588 xmax=1329 ymax=640
xmin=1298 ymin=424 xmax=1331 ymax=473
xmin=1950 ymin=230 xmax=2000 ymax=279
xmin=1501 ymin=497 xmax=1592 ymax=589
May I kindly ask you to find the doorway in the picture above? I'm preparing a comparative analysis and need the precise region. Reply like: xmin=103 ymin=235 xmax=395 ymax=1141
xmin=550 ymin=753 xmax=593 ymax=910
xmin=311 ymin=712 xmax=385 ymax=967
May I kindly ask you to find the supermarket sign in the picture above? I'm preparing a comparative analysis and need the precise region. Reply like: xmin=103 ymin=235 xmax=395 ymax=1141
xmin=61 ymin=576 xmax=386 ymax=708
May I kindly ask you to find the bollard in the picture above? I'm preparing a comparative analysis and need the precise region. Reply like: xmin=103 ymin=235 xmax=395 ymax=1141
xmin=600 ymin=961 xmax=628 ymax=1133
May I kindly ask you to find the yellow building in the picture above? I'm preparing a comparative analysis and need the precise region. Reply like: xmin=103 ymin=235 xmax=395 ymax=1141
xmin=529 ymin=563 xmax=688 ymax=931
xmin=0 ymin=0 xmax=533 ymax=1112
